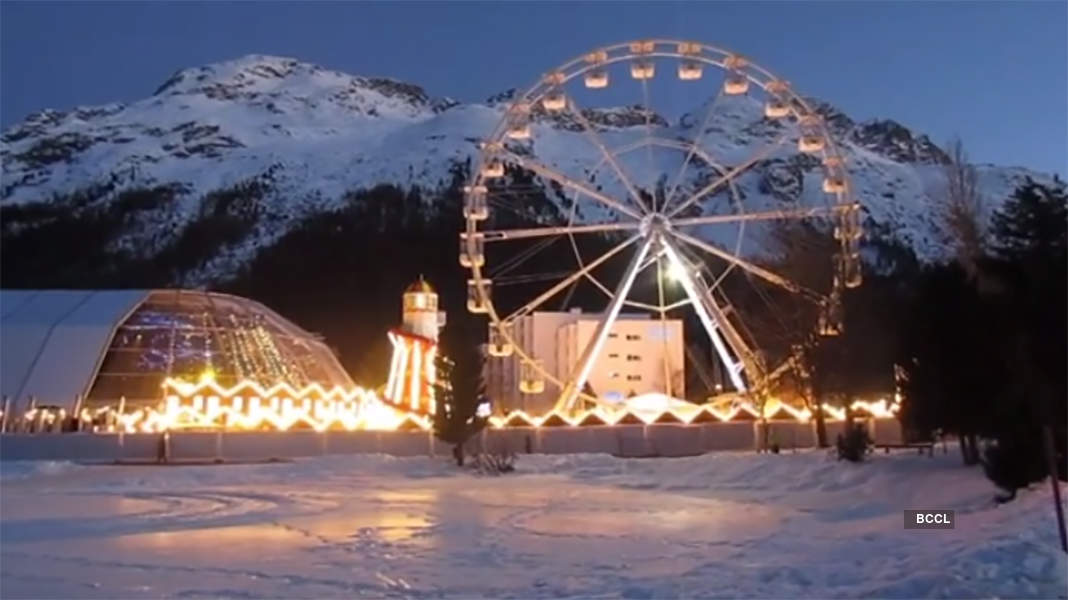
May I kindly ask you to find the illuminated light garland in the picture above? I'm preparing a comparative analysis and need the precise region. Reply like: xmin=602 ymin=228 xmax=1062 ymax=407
xmin=107 ymin=378 xmax=430 ymax=433
xmin=485 ymin=396 xmax=901 ymax=429
xmin=73 ymin=377 xmax=900 ymax=434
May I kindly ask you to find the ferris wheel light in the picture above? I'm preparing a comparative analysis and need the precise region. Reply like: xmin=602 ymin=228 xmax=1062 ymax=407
xmin=585 ymin=70 xmax=609 ymax=89
xmin=724 ymin=74 xmax=749 ymax=95
xmin=542 ymin=92 xmax=567 ymax=111
xmin=506 ymin=124 xmax=531 ymax=140
xmin=481 ymin=160 xmax=504 ymax=179
xmin=678 ymin=61 xmax=703 ymax=81
xmin=823 ymin=177 xmax=847 ymax=194
xmin=585 ymin=50 xmax=608 ymax=64
xmin=677 ymin=41 xmax=702 ymax=55
xmin=667 ymin=260 xmax=688 ymax=282
xmin=799 ymin=136 xmax=825 ymax=153
xmin=764 ymin=100 xmax=789 ymax=119
xmin=630 ymin=61 xmax=655 ymax=80
xmin=630 ymin=40 xmax=655 ymax=53
xmin=487 ymin=323 xmax=514 ymax=357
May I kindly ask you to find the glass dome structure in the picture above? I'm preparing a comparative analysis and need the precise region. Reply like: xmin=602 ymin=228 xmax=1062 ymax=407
xmin=0 ymin=289 xmax=353 ymax=410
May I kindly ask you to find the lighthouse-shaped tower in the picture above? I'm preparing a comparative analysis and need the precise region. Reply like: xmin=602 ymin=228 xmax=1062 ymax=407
xmin=384 ymin=276 xmax=445 ymax=415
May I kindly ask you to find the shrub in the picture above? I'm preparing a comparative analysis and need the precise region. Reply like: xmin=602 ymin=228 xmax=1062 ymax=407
xmin=982 ymin=424 xmax=1051 ymax=503
xmin=837 ymin=423 xmax=872 ymax=462
xmin=470 ymin=450 xmax=516 ymax=475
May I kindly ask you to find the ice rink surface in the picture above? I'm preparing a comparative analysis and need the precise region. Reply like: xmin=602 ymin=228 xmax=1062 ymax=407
xmin=2 ymin=450 xmax=1065 ymax=598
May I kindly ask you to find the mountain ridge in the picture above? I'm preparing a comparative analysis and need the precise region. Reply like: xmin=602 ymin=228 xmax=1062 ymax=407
xmin=1 ymin=54 xmax=1057 ymax=287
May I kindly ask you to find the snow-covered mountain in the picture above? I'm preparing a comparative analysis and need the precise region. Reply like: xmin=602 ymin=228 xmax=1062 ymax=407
xmin=0 ymin=55 xmax=1052 ymax=283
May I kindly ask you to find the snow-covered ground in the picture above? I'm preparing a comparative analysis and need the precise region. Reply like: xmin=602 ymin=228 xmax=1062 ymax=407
xmin=1 ymin=451 xmax=1065 ymax=599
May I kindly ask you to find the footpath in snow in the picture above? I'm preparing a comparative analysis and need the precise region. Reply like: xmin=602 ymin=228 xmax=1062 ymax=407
xmin=1 ymin=450 xmax=1065 ymax=599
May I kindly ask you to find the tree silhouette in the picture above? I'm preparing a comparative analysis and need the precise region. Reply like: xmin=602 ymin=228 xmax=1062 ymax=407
xmin=433 ymin=320 xmax=487 ymax=466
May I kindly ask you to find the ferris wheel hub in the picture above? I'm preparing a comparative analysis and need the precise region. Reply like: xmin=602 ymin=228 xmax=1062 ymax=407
xmin=639 ymin=212 xmax=673 ymax=238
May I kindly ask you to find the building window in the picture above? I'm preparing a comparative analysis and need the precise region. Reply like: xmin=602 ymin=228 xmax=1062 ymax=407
xmin=608 ymin=353 xmax=619 ymax=359
xmin=609 ymin=371 xmax=620 ymax=379
xmin=626 ymin=354 xmax=641 ymax=361
xmin=625 ymin=334 xmax=641 ymax=341
xmin=626 ymin=374 xmax=642 ymax=381
xmin=608 ymin=333 xmax=619 ymax=339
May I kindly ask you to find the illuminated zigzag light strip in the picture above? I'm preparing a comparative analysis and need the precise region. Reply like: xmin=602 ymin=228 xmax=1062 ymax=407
xmin=92 ymin=377 xmax=901 ymax=433
xmin=485 ymin=398 xmax=900 ymax=428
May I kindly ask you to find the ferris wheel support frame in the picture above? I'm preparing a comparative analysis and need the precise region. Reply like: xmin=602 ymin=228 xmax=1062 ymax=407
xmin=556 ymin=235 xmax=655 ymax=412
xmin=660 ymin=237 xmax=750 ymax=393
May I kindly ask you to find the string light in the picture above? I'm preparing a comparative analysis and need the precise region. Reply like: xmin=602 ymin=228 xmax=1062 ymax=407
xmin=86 ymin=376 xmax=901 ymax=434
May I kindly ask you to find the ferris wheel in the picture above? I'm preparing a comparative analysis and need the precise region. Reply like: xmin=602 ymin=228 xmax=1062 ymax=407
xmin=460 ymin=39 xmax=863 ymax=414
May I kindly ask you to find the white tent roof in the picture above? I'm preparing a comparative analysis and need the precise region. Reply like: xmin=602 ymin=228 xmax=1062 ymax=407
xmin=1 ymin=290 xmax=150 ymax=410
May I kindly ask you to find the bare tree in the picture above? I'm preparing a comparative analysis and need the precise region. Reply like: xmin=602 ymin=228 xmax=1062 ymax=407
xmin=745 ymin=219 xmax=838 ymax=446
xmin=935 ymin=138 xmax=988 ymax=285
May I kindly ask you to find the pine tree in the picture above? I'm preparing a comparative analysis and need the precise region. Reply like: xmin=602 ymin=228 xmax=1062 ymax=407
xmin=991 ymin=176 xmax=1067 ymax=265
xmin=897 ymin=264 xmax=1004 ymax=464
xmin=980 ymin=177 xmax=1068 ymax=494
xmin=432 ymin=324 xmax=486 ymax=466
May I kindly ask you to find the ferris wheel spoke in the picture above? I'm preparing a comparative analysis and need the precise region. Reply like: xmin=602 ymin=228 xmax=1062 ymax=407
xmin=564 ymin=96 xmax=651 ymax=215
xmin=640 ymin=77 xmax=657 ymax=210
xmin=666 ymin=135 xmax=789 ymax=219
xmin=503 ymin=234 xmax=639 ymax=323
xmin=655 ymin=253 xmax=673 ymax=397
xmin=663 ymin=297 xmax=692 ymax=311
xmin=481 ymin=221 xmax=640 ymax=242
xmin=500 ymin=150 xmax=643 ymax=220
xmin=660 ymin=237 xmax=750 ymax=392
xmin=638 ymin=245 xmax=667 ymax=272
xmin=663 ymin=89 xmax=725 ymax=210
xmin=578 ymin=246 xmax=666 ymax=312
xmin=670 ymin=229 xmax=824 ymax=303
xmin=555 ymin=235 xmax=655 ymax=413
xmin=670 ymin=204 xmax=845 ymax=227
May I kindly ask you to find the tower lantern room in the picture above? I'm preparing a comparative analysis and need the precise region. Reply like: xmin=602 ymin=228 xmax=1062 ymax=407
xmin=402 ymin=276 xmax=443 ymax=342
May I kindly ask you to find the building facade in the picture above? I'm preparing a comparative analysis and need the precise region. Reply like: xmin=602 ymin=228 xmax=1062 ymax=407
xmin=485 ymin=309 xmax=684 ymax=415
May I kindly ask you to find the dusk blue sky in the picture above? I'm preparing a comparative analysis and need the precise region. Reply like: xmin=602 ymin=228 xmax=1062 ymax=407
xmin=2 ymin=1 xmax=1065 ymax=175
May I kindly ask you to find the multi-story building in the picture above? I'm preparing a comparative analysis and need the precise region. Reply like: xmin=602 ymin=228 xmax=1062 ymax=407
xmin=484 ymin=309 xmax=684 ymax=415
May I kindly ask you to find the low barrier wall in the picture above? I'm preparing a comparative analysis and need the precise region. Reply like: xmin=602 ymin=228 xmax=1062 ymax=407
xmin=0 ymin=418 xmax=902 ymax=462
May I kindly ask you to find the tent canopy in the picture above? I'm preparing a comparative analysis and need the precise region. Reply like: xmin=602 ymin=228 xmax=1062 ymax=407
xmin=1 ymin=290 xmax=149 ymax=410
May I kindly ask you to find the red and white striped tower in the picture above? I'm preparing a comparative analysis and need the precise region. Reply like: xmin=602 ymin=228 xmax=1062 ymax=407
xmin=384 ymin=276 xmax=444 ymax=415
